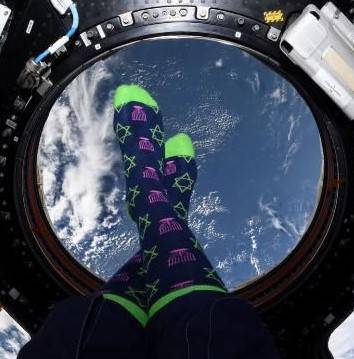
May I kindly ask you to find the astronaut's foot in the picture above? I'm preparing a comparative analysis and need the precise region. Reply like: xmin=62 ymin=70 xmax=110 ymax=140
xmin=113 ymin=84 xmax=159 ymax=113
xmin=112 ymin=84 xmax=165 ymax=223
xmin=163 ymin=133 xmax=197 ymax=223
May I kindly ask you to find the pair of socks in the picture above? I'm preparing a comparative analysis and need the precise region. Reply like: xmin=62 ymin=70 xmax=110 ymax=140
xmin=102 ymin=85 xmax=227 ymax=326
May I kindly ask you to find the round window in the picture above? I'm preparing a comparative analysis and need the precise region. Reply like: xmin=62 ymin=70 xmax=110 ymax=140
xmin=37 ymin=37 xmax=323 ymax=290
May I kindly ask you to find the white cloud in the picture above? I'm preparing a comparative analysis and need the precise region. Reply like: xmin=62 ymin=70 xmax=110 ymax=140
xmin=215 ymin=58 xmax=224 ymax=68
xmin=227 ymin=70 xmax=239 ymax=81
xmin=38 ymin=60 xmax=119 ymax=245
xmin=241 ymin=50 xmax=251 ymax=59
xmin=282 ymin=142 xmax=300 ymax=175
xmin=192 ymin=191 xmax=228 ymax=217
xmin=189 ymin=191 xmax=230 ymax=244
xmin=285 ymin=218 xmax=300 ymax=238
xmin=250 ymin=252 xmax=261 ymax=276
xmin=243 ymin=216 xmax=264 ymax=276
xmin=270 ymin=83 xmax=288 ymax=105
xmin=216 ymin=250 xmax=247 ymax=272
xmin=284 ymin=198 xmax=312 ymax=239
xmin=287 ymin=114 xmax=299 ymax=142
xmin=246 ymin=71 xmax=260 ymax=94
xmin=258 ymin=197 xmax=292 ymax=238
xmin=175 ymin=92 xmax=240 ymax=161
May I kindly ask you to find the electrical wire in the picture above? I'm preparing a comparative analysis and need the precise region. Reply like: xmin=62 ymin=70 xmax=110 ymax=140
xmin=34 ymin=3 xmax=79 ymax=64
xmin=67 ymin=3 xmax=79 ymax=38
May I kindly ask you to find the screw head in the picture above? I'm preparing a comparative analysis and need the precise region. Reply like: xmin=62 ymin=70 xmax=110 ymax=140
xmin=237 ymin=17 xmax=245 ymax=25
xmin=87 ymin=30 xmax=97 ymax=39
xmin=123 ymin=18 xmax=130 ymax=24
xmin=1 ymin=129 xmax=12 ymax=138
xmin=153 ymin=11 xmax=159 ymax=18
xmin=74 ymin=40 xmax=81 ymax=47
xmin=199 ymin=10 xmax=207 ymax=18
xmin=180 ymin=9 xmax=188 ymax=16
xmin=170 ymin=9 xmax=176 ymax=16
xmin=106 ymin=23 xmax=114 ymax=31
xmin=142 ymin=12 xmax=149 ymax=20
xmin=252 ymin=24 xmax=260 ymax=31
xmin=217 ymin=13 xmax=225 ymax=21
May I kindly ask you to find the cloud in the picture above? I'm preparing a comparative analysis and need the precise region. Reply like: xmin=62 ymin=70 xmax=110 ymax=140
xmin=283 ymin=114 xmax=301 ymax=174
xmin=285 ymin=218 xmax=300 ymax=238
xmin=284 ymin=198 xmax=313 ymax=239
xmin=215 ymin=250 xmax=248 ymax=288
xmin=38 ymin=60 xmax=120 ymax=245
xmin=258 ymin=197 xmax=292 ymax=238
xmin=270 ymin=83 xmax=288 ymax=105
xmin=227 ymin=70 xmax=239 ymax=81
xmin=192 ymin=191 xmax=228 ymax=216
xmin=189 ymin=191 xmax=230 ymax=244
xmin=176 ymin=91 xmax=240 ymax=161
xmin=243 ymin=216 xmax=264 ymax=276
xmin=281 ymin=142 xmax=300 ymax=175
xmin=246 ymin=71 xmax=260 ymax=94
xmin=287 ymin=114 xmax=299 ymax=142
xmin=216 ymin=251 xmax=247 ymax=271
xmin=215 ymin=58 xmax=224 ymax=68
xmin=241 ymin=50 xmax=251 ymax=59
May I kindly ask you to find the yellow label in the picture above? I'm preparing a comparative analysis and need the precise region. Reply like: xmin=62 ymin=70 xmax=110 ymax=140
xmin=264 ymin=10 xmax=284 ymax=23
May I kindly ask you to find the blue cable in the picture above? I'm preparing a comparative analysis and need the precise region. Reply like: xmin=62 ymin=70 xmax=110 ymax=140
xmin=34 ymin=49 xmax=50 ymax=64
xmin=34 ymin=3 xmax=79 ymax=64
xmin=66 ymin=4 xmax=79 ymax=38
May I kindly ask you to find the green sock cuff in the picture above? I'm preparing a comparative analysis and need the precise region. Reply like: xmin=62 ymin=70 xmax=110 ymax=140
xmin=148 ymin=285 xmax=227 ymax=320
xmin=102 ymin=293 xmax=148 ymax=327
xmin=113 ymin=84 xmax=159 ymax=112
xmin=165 ymin=133 xmax=196 ymax=159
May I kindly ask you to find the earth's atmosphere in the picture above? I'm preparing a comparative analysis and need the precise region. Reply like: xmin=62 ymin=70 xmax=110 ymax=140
xmin=0 ymin=38 xmax=352 ymax=358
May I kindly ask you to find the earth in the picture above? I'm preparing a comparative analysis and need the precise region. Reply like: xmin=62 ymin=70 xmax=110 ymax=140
xmin=0 ymin=37 xmax=352 ymax=358
xmin=38 ymin=37 xmax=323 ymax=289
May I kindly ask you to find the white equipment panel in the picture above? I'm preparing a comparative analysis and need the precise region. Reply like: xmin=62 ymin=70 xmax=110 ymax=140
xmin=280 ymin=2 xmax=354 ymax=120
xmin=0 ymin=4 xmax=11 ymax=37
